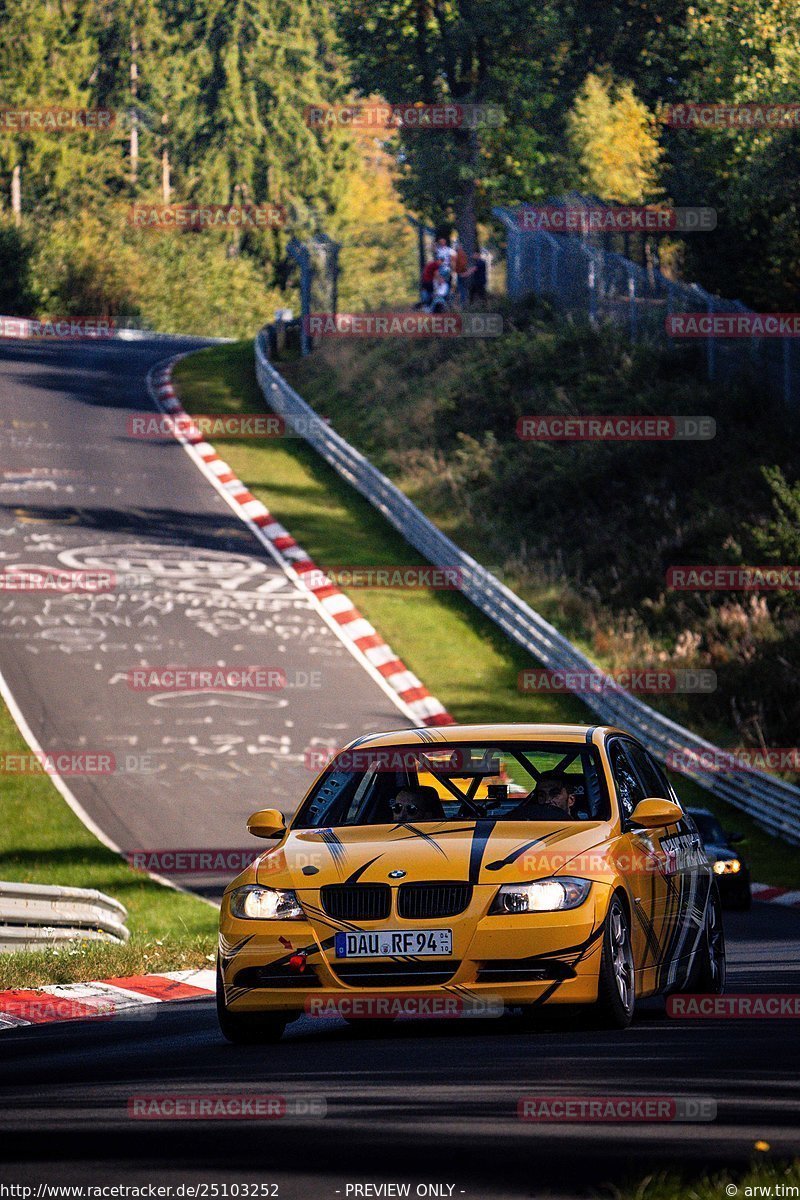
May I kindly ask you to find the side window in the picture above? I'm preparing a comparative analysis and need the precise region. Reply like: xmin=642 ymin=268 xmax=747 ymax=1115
xmin=648 ymin=751 xmax=681 ymax=809
xmin=625 ymin=744 xmax=672 ymax=803
xmin=608 ymin=741 xmax=646 ymax=819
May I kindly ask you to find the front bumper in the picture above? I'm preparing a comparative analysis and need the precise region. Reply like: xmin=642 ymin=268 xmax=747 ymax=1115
xmin=218 ymin=885 xmax=610 ymax=1014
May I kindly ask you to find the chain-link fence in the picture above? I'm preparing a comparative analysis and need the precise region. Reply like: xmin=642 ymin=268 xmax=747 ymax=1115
xmin=493 ymin=199 xmax=800 ymax=417
xmin=285 ymin=233 xmax=341 ymax=356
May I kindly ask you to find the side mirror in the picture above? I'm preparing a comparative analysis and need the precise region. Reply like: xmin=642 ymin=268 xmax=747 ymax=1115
xmin=629 ymin=797 xmax=684 ymax=829
xmin=247 ymin=808 xmax=287 ymax=839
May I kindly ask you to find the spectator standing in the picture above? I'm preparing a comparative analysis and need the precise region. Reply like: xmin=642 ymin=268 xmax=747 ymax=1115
xmin=467 ymin=251 xmax=487 ymax=302
xmin=419 ymin=258 xmax=439 ymax=307
xmin=453 ymin=240 xmax=469 ymax=305
xmin=435 ymin=235 xmax=455 ymax=271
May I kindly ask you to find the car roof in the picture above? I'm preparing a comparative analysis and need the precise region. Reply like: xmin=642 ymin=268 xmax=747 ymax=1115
xmin=343 ymin=723 xmax=629 ymax=749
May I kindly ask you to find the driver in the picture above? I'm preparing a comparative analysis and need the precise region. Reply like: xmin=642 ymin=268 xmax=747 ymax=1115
xmin=509 ymin=773 xmax=578 ymax=821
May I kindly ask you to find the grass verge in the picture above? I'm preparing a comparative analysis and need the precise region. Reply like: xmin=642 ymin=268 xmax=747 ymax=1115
xmin=173 ymin=342 xmax=800 ymax=888
xmin=0 ymin=696 xmax=217 ymax=989
xmin=616 ymin=1159 xmax=798 ymax=1200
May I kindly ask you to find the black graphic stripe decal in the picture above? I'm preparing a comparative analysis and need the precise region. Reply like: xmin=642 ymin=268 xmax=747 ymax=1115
xmin=345 ymin=855 xmax=384 ymax=883
xmin=486 ymin=835 xmax=549 ymax=871
xmin=468 ymin=818 xmax=497 ymax=883
xmin=318 ymin=829 xmax=348 ymax=872
xmin=391 ymin=823 xmax=448 ymax=856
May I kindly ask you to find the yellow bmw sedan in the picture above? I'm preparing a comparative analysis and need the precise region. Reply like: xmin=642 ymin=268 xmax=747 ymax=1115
xmin=217 ymin=724 xmax=725 ymax=1042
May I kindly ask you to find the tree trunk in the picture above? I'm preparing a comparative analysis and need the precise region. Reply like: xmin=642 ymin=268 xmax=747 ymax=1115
xmin=11 ymin=164 xmax=21 ymax=226
xmin=161 ymin=114 xmax=171 ymax=203
xmin=129 ymin=35 xmax=139 ymax=188
xmin=454 ymin=126 xmax=479 ymax=254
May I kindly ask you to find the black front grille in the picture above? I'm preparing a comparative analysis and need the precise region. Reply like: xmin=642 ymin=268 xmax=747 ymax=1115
xmin=321 ymin=884 xmax=391 ymax=921
xmin=234 ymin=964 xmax=320 ymax=989
xmin=398 ymin=882 xmax=472 ymax=919
xmin=476 ymin=958 xmax=576 ymax=983
xmin=332 ymin=960 xmax=460 ymax=987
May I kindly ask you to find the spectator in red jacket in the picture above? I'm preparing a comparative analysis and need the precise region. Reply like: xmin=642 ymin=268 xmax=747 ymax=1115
xmin=420 ymin=258 xmax=439 ymax=307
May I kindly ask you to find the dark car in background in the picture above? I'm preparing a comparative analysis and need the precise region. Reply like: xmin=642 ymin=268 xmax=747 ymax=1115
xmin=688 ymin=807 xmax=751 ymax=910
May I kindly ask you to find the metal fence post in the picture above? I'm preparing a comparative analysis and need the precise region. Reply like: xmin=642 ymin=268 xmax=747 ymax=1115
xmin=706 ymin=297 xmax=716 ymax=381
xmin=287 ymin=237 xmax=312 ymax=357
xmin=588 ymin=257 xmax=597 ymax=324
xmin=628 ymin=272 xmax=637 ymax=341
xmin=406 ymin=215 xmax=436 ymax=284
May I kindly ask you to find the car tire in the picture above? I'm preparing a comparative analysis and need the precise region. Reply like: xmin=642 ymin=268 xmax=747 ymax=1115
xmin=687 ymin=885 xmax=726 ymax=994
xmin=216 ymin=962 xmax=289 ymax=1045
xmin=592 ymin=894 xmax=636 ymax=1029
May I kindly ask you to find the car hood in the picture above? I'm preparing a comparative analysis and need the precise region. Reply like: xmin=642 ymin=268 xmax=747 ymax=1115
xmin=256 ymin=820 xmax=613 ymax=889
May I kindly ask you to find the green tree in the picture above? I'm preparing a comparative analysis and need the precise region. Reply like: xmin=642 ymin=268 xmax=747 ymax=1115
xmin=667 ymin=0 xmax=800 ymax=307
xmin=567 ymin=72 xmax=663 ymax=204
xmin=0 ymin=0 xmax=110 ymax=219
xmin=334 ymin=0 xmax=574 ymax=252
xmin=180 ymin=0 xmax=355 ymax=278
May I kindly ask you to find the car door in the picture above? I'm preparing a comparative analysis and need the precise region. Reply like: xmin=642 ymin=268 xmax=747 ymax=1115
xmin=606 ymin=738 xmax=672 ymax=997
xmin=623 ymin=742 xmax=707 ymax=992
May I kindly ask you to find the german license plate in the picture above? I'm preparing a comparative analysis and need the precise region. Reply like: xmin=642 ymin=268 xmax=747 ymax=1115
xmin=334 ymin=929 xmax=453 ymax=958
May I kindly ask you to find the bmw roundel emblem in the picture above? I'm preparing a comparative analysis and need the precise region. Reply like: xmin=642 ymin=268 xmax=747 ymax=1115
xmin=388 ymin=869 xmax=406 ymax=879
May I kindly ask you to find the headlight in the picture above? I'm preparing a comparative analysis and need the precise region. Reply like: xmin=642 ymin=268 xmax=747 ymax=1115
xmin=490 ymin=877 xmax=591 ymax=914
xmin=230 ymin=885 xmax=304 ymax=920
xmin=712 ymin=858 xmax=741 ymax=875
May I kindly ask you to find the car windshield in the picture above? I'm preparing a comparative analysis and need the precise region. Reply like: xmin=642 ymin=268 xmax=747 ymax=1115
xmin=294 ymin=741 xmax=610 ymax=828
xmin=691 ymin=813 xmax=727 ymax=844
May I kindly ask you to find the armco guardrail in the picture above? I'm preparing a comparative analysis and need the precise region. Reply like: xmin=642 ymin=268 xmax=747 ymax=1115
xmin=0 ymin=881 xmax=129 ymax=953
xmin=254 ymin=330 xmax=800 ymax=846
